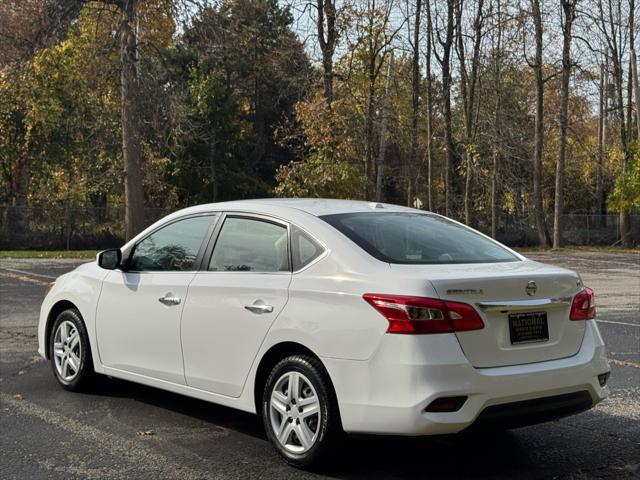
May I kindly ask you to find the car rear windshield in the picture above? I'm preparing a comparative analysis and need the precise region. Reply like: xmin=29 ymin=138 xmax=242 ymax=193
xmin=320 ymin=212 xmax=519 ymax=264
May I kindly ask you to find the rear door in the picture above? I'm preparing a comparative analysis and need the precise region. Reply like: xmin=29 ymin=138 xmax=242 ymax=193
xmin=181 ymin=214 xmax=291 ymax=397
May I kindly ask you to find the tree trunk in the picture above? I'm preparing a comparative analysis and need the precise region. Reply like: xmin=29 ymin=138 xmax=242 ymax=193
xmin=457 ymin=0 xmax=484 ymax=226
xmin=375 ymin=52 xmax=394 ymax=202
xmin=632 ymin=48 xmax=640 ymax=142
xmin=626 ymin=0 xmax=635 ymax=144
xmin=553 ymin=0 xmax=577 ymax=249
xmin=121 ymin=0 xmax=145 ymax=240
xmin=409 ymin=0 xmax=422 ymax=205
xmin=596 ymin=62 xmax=605 ymax=216
xmin=599 ymin=54 xmax=610 ymax=228
xmin=491 ymin=0 xmax=502 ymax=239
xmin=317 ymin=0 xmax=336 ymax=105
xmin=210 ymin=132 xmax=218 ymax=202
xmin=425 ymin=0 xmax=434 ymax=211
xmin=9 ymin=144 xmax=30 ymax=234
xmin=619 ymin=0 xmax=635 ymax=247
xmin=365 ymin=70 xmax=375 ymax=199
xmin=441 ymin=0 xmax=456 ymax=217
xmin=531 ymin=0 xmax=551 ymax=246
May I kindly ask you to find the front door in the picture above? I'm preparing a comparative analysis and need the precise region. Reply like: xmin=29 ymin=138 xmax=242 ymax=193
xmin=96 ymin=214 xmax=216 ymax=384
xmin=181 ymin=215 xmax=291 ymax=397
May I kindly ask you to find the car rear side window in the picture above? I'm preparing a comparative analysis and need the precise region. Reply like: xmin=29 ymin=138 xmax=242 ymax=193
xmin=291 ymin=226 xmax=324 ymax=271
xmin=209 ymin=217 xmax=289 ymax=272
xmin=320 ymin=212 xmax=518 ymax=264
xmin=129 ymin=215 xmax=215 ymax=271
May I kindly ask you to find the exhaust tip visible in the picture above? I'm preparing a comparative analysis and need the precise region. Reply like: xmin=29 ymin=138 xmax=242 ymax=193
xmin=598 ymin=372 xmax=610 ymax=387
xmin=425 ymin=396 xmax=468 ymax=413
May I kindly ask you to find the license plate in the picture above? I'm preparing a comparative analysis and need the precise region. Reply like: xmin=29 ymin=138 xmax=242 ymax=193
xmin=508 ymin=311 xmax=549 ymax=345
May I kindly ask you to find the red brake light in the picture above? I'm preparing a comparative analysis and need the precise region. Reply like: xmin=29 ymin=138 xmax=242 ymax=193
xmin=570 ymin=288 xmax=596 ymax=320
xmin=363 ymin=294 xmax=484 ymax=334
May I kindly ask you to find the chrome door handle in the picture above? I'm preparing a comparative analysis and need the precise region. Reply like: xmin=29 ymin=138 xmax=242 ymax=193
xmin=158 ymin=295 xmax=181 ymax=306
xmin=244 ymin=302 xmax=274 ymax=314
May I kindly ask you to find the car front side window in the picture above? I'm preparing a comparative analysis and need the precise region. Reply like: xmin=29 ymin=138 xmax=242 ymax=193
xmin=129 ymin=215 xmax=215 ymax=272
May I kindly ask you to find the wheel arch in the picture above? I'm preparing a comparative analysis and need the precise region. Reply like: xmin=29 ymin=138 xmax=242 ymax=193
xmin=44 ymin=300 xmax=80 ymax=359
xmin=253 ymin=342 xmax=342 ymax=427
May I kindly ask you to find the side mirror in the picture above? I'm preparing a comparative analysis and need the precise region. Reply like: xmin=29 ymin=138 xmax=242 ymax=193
xmin=97 ymin=248 xmax=121 ymax=270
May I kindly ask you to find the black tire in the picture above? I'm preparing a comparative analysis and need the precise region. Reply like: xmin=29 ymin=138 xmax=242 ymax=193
xmin=262 ymin=354 xmax=342 ymax=468
xmin=49 ymin=308 xmax=95 ymax=391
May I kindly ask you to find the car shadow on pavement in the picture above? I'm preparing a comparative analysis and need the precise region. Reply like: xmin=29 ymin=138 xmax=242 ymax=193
xmin=89 ymin=375 xmax=267 ymax=438
xmin=86 ymin=375 xmax=552 ymax=479
xmin=325 ymin=430 xmax=530 ymax=479
xmin=84 ymin=374 xmax=640 ymax=479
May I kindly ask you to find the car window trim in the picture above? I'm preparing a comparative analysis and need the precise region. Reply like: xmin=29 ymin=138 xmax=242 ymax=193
xmin=123 ymin=212 xmax=220 ymax=273
xmin=199 ymin=212 xmax=292 ymax=274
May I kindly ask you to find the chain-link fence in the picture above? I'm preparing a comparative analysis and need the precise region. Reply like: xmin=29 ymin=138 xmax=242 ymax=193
xmin=494 ymin=213 xmax=640 ymax=247
xmin=0 ymin=204 xmax=638 ymax=250
xmin=0 ymin=205 xmax=171 ymax=250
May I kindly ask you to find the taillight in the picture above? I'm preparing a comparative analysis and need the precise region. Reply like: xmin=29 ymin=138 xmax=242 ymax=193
xmin=363 ymin=293 xmax=484 ymax=334
xmin=570 ymin=287 xmax=596 ymax=320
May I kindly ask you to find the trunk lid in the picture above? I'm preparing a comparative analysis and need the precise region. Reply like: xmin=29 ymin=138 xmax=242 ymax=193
xmin=389 ymin=260 xmax=586 ymax=368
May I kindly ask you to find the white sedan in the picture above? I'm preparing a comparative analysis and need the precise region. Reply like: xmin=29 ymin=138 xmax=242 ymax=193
xmin=38 ymin=199 xmax=610 ymax=467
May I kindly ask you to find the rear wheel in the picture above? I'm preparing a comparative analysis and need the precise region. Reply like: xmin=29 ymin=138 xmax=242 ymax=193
xmin=262 ymin=355 xmax=341 ymax=468
xmin=49 ymin=308 xmax=95 ymax=391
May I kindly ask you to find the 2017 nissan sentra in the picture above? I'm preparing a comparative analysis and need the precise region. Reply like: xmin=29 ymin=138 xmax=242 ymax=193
xmin=38 ymin=199 xmax=610 ymax=467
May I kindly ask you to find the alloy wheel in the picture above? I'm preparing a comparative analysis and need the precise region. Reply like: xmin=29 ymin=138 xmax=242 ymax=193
xmin=53 ymin=320 xmax=82 ymax=382
xmin=269 ymin=371 xmax=321 ymax=454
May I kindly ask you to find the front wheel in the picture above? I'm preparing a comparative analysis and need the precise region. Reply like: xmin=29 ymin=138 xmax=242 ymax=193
xmin=49 ymin=308 xmax=95 ymax=391
xmin=262 ymin=355 xmax=341 ymax=468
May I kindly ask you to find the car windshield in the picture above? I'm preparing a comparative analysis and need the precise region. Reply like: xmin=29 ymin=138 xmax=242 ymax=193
xmin=320 ymin=212 xmax=519 ymax=264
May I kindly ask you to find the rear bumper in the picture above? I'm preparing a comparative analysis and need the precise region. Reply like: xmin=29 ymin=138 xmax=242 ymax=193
xmin=323 ymin=320 xmax=609 ymax=435
xmin=466 ymin=390 xmax=593 ymax=431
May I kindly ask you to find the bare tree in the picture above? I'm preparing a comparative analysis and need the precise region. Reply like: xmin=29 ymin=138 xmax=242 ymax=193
xmin=490 ymin=0 xmax=502 ymax=239
xmin=361 ymin=0 xmax=402 ymax=199
xmin=632 ymin=47 xmax=640 ymax=142
xmin=456 ymin=0 xmax=485 ymax=225
xmin=375 ymin=51 xmax=394 ymax=201
xmin=425 ymin=0 xmax=434 ymax=211
xmin=593 ymin=0 xmax=632 ymax=246
xmin=625 ymin=0 xmax=635 ymax=143
xmin=596 ymin=60 xmax=606 ymax=216
xmin=317 ymin=0 xmax=337 ymax=104
xmin=528 ymin=0 xmax=552 ymax=246
xmin=120 ymin=0 xmax=145 ymax=240
xmin=553 ymin=0 xmax=578 ymax=249
xmin=433 ymin=0 xmax=457 ymax=217
xmin=409 ymin=0 xmax=422 ymax=205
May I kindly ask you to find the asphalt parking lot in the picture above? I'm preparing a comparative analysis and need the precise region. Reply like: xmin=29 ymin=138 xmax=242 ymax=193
xmin=1 ymin=251 xmax=639 ymax=479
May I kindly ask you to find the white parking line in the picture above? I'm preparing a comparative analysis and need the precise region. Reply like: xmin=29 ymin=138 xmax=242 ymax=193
xmin=597 ymin=319 xmax=640 ymax=328
xmin=0 ymin=393 xmax=217 ymax=480
xmin=0 ymin=267 xmax=56 ymax=280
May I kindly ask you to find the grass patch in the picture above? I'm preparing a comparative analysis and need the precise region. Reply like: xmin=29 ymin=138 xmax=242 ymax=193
xmin=0 ymin=250 xmax=98 ymax=259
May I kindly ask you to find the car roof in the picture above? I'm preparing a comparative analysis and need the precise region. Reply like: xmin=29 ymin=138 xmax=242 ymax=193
xmin=179 ymin=198 xmax=421 ymax=217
